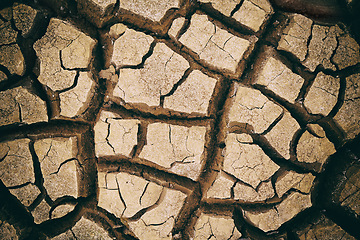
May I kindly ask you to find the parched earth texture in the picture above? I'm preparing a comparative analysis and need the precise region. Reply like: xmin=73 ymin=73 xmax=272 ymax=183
xmin=0 ymin=0 xmax=360 ymax=239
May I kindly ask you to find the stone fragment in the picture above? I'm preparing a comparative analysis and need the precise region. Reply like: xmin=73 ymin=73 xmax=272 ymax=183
xmin=50 ymin=229 xmax=71 ymax=239
xmin=98 ymin=179 xmax=126 ymax=218
xmin=139 ymin=123 xmax=206 ymax=180
xmin=228 ymin=86 xmax=283 ymax=133
xmin=61 ymin=39 xmax=96 ymax=70
xmin=9 ymin=184 xmax=40 ymax=207
xmin=256 ymin=57 xmax=304 ymax=103
xmin=32 ymin=199 xmax=51 ymax=224
xmin=180 ymin=14 xmax=251 ymax=72
xmin=0 ymin=7 xmax=13 ymax=21
xmin=0 ymin=139 xmax=34 ymax=187
xmin=0 ymin=139 xmax=39 ymax=206
xmin=234 ymin=180 xmax=274 ymax=202
xmin=59 ymin=72 xmax=95 ymax=117
xmin=109 ymin=23 xmax=127 ymax=39
xmin=297 ymin=215 xmax=356 ymax=240
xmin=128 ymin=188 xmax=187 ymax=239
xmin=193 ymin=214 xmax=242 ymax=240
xmin=0 ymin=45 xmax=25 ymax=76
xmin=12 ymin=3 xmax=39 ymax=37
xmin=97 ymin=172 xmax=108 ymax=188
xmin=223 ymin=133 xmax=279 ymax=188
xmin=0 ymin=87 xmax=18 ymax=125
xmin=248 ymin=0 xmax=273 ymax=13
xmin=233 ymin=0 xmax=269 ymax=32
xmin=0 ymin=221 xmax=18 ymax=240
xmin=334 ymin=74 xmax=360 ymax=139
xmin=111 ymin=28 xmax=153 ymax=68
xmin=71 ymin=217 xmax=112 ymax=240
xmin=303 ymin=25 xmax=340 ymax=71
xmin=275 ymin=171 xmax=315 ymax=197
xmin=0 ymin=20 xmax=17 ymax=45
xmin=206 ymin=171 xmax=234 ymax=199
xmin=297 ymin=125 xmax=336 ymax=169
xmin=76 ymin=0 xmax=117 ymax=28
xmin=163 ymin=70 xmax=217 ymax=114
xmin=180 ymin=14 xmax=214 ymax=54
xmin=244 ymin=192 xmax=312 ymax=232
xmin=0 ymin=87 xmax=47 ymax=126
xmin=51 ymin=217 xmax=113 ymax=240
xmin=278 ymin=14 xmax=313 ymax=61
xmin=168 ymin=17 xmax=185 ymax=38
xmin=0 ymin=70 xmax=7 ymax=82
xmin=228 ymin=133 xmax=253 ymax=143
xmin=199 ymin=0 xmax=241 ymax=16
xmin=120 ymin=0 xmax=179 ymax=21
xmin=94 ymin=111 xmax=139 ymax=157
xmin=99 ymin=65 xmax=118 ymax=87
xmin=200 ymin=34 xmax=250 ymax=73
xmin=34 ymin=18 xmax=96 ymax=91
xmin=91 ymin=0 xmax=117 ymax=14
xmin=342 ymin=191 xmax=360 ymax=216
xmin=333 ymin=34 xmax=360 ymax=70
xmin=339 ymin=164 xmax=360 ymax=215
xmin=339 ymin=179 xmax=358 ymax=206
xmin=114 ymin=43 xmax=189 ymax=106
xmin=98 ymin=172 xmax=163 ymax=218
xmin=34 ymin=137 xmax=78 ymax=200
xmin=304 ymin=73 xmax=340 ymax=115
xmin=265 ymin=111 xmax=299 ymax=159
xmin=51 ymin=204 xmax=75 ymax=219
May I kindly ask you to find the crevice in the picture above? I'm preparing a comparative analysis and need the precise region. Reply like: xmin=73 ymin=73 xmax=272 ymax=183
xmin=0 ymin=179 xmax=45 ymax=239
xmin=97 ymin=156 xmax=196 ymax=192
xmin=49 ymin=157 xmax=80 ymax=175
xmin=260 ymin=110 xmax=284 ymax=135
xmin=29 ymin=73 xmax=54 ymax=121
xmin=324 ymin=205 xmax=360 ymax=239
xmin=276 ymin=49 xmax=316 ymax=83
xmin=296 ymin=70 xmax=317 ymax=103
xmin=118 ymin=40 xmax=157 ymax=70
xmin=250 ymin=133 xmax=319 ymax=175
xmin=127 ymin=187 xmax=165 ymax=221
xmin=28 ymin=139 xmax=47 ymax=210
xmin=328 ymin=76 xmax=346 ymax=118
xmin=7 ymin=181 xmax=32 ymax=190
xmin=176 ymin=9 xmax=194 ymax=40
xmin=49 ymin=195 xmax=78 ymax=219
xmin=0 ymin=148 xmax=9 ymax=163
xmin=199 ymin=1 xmax=255 ymax=37
xmin=85 ymin=207 xmax=137 ymax=239
xmin=37 ymin=196 xmax=91 ymax=238
xmin=200 ymin=198 xmax=279 ymax=214
xmin=133 ymin=121 xmax=148 ymax=158
xmin=329 ymin=34 xmax=341 ymax=71
xmin=56 ymin=71 xmax=80 ymax=94
xmin=160 ymin=67 xmax=192 ymax=107
xmin=104 ymin=119 xmax=116 ymax=155
xmin=0 ymin=120 xmax=89 ymax=143
xmin=115 ymin=176 xmax=127 ymax=217
xmin=59 ymin=50 xmax=89 ymax=72
xmin=253 ymin=84 xmax=322 ymax=128
xmin=138 ymin=182 xmax=149 ymax=206
xmin=103 ymin=100 xmax=212 ymax=123
xmin=70 ymin=229 xmax=78 ymax=240
xmin=230 ymin=0 xmax=245 ymax=17
xmin=111 ymin=0 xmax=121 ymax=15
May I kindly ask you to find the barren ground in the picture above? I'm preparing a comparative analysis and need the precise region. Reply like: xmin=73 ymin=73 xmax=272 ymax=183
xmin=0 ymin=0 xmax=360 ymax=239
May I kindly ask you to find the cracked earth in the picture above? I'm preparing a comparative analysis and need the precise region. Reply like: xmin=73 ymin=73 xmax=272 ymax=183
xmin=0 ymin=0 xmax=360 ymax=239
